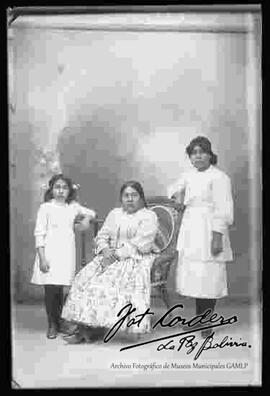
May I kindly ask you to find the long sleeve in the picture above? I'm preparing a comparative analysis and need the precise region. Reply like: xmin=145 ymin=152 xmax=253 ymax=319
xmin=167 ymin=175 xmax=187 ymax=201
xmin=116 ymin=211 xmax=158 ymax=259
xmin=34 ymin=204 xmax=48 ymax=248
xmin=94 ymin=209 xmax=116 ymax=254
xmin=211 ymin=173 xmax=234 ymax=234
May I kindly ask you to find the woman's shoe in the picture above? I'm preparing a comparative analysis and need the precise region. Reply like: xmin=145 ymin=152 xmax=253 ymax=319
xmin=47 ymin=325 xmax=58 ymax=339
xmin=64 ymin=332 xmax=85 ymax=344
xmin=58 ymin=321 xmax=78 ymax=336
xmin=62 ymin=329 xmax=80 ymax=341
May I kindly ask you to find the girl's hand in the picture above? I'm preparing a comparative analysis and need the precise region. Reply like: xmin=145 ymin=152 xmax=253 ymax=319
xmin=74 ymin=221 xmax=88 ymax=232
xmin=211 ymin=231 xmax=223 ymax=256
xmin=74 ymin=214 xmax=91 ymax=232
xmin=39 ymin=259 xmax=50 ymax=273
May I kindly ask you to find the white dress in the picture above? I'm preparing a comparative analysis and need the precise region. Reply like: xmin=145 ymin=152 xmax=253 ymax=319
xmin=167 ymin=165 xmax=234 ymax=298
xmin=31 ymin=200 xmax=96 ymax=286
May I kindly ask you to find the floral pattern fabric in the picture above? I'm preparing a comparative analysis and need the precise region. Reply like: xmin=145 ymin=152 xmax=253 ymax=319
xmin=61 ymin=207 xmax=158 ymax=334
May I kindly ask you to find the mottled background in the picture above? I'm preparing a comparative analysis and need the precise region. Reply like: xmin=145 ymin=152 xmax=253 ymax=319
xmin=8 ymin=13 xmax=261 ymax=302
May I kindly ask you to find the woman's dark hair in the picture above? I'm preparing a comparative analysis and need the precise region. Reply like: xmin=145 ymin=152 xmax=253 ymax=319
xmin=186 ymin=136 xmax=218 ymax=165
xmin=119 ymin=180 xmax=147 ymax=207
xmin=44 ymin=174 xmax=78 ymax=203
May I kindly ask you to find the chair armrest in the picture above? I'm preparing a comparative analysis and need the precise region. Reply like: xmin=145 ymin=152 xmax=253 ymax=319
xmin=92 ymin=218 xmax=105 ymax=236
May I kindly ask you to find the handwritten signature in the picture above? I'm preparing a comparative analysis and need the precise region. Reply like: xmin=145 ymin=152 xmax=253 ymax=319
xmin=102 ymin=303 xmax=251 ymax=359
xmin=156 ymin=333 xmax=251 ymax=360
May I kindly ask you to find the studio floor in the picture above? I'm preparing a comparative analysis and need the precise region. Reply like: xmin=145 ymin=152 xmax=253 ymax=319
xmin=11 ymin=297 xmax=261 ymax=389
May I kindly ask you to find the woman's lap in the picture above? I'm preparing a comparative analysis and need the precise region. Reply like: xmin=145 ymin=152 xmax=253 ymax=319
xmin=61 ymin=255 xmax=154 ymax=333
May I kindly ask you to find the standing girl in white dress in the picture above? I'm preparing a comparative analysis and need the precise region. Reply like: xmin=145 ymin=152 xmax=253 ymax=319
xmin=31 ymin=174 xmax=96 ymax=339
xmin=167 ymin=136 xmax=234 ymax=338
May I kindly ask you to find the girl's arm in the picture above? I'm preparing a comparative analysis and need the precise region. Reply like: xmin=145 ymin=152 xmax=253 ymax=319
xmin=74 ymin=204 xmax=96 ymax=232
xmin=212 ymin=173 xmax=234 ymax=233
xmin=167 ymin=175 xmax=187 ymax=205
xmin=34 ymin=204 xmax=50 ymax=272
xmin=37 ymin=247 xmax=50 ymax=273
xmin=115 ymin=211 xmax=158 ymax=260
xmin=211 ymin=173 xmax=234 ymax=256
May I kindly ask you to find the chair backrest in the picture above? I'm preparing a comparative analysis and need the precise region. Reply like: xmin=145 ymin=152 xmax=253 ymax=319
xmin=146 ymin=196 xmax=183 ymax=256
xmin=147 ymin=197 xmax=183 ymax=288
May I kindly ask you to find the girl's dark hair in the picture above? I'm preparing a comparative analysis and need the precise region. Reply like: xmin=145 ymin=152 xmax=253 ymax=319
xmin=186 ymin=136 xmax=218 ymax=165
xmin=119 ymin=180 xmax=147 ymax=207
xmin=44 ymin=174 xmax=78 ymax=203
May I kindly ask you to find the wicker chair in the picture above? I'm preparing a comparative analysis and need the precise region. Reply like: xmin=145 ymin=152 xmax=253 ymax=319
xmin=79 ymin=196 xmax=183 ymax=310
xmin=147 ymin=196 xmax=183 ymax=309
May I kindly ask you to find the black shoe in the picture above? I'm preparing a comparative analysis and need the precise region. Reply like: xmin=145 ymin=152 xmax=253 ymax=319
xmin=65 ymin=332 xmax=85 ymax=344
xmin=47 ymin=325 xmax=58 ymax=339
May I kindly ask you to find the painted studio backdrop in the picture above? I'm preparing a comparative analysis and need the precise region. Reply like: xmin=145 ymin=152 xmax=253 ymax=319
xmin=8 ymin=12 xmax=261 ymax=302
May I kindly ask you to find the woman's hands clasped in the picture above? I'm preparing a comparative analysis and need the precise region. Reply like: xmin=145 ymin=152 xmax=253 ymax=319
xmin=100 ymin=247 xmax=119 ymax=272
xmin=102 ymin=247 xmax=118 ymax=261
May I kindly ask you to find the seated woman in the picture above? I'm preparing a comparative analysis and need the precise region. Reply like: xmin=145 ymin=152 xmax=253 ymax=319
xmin=61 ymin=180 xmax=159 ymax=344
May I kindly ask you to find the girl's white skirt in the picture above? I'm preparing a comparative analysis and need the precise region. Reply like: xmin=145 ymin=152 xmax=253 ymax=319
xmin=176 ymin=255 xmax=228 ymax=299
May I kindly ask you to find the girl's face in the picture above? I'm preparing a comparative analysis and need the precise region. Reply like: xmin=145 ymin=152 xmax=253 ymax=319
xmin=121 ymin=186 xmax=144 ymax=214
xmin=52 ymin=179 xmax=69 ymax=202
xmin=190 ymin=145 xmax=211 ymax=171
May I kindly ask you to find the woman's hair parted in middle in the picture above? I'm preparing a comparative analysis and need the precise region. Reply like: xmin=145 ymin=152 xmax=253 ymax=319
xmin=186 ymin=136 xmax=218 ymax=165
xmin=44 ymin=173 xmax=78 ymax=203
xmin=119 ymin=180 xmax=147 ymax=207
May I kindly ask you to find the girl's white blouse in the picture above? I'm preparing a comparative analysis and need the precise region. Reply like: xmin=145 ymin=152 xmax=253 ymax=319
xmin=31 ymin=200 xmax=96 ymax=285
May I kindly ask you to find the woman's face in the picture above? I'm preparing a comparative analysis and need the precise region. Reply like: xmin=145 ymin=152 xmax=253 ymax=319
xmin=190 ymin=145 xmax=211 ymax=171
xmin=52 ymin=179 xmax=69 ymax=202
xmin=121 ymin=186 xmax=144 ymax=214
